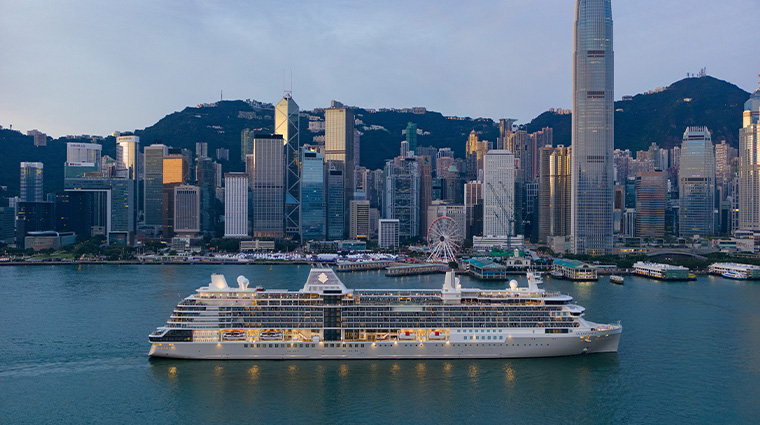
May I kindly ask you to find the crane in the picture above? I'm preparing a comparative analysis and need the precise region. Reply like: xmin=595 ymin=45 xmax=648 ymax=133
xmin=486 ymin=181 xmax=515 ymax=249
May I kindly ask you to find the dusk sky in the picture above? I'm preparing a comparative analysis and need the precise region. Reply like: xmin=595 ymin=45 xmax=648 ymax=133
xmin=1 ymin=0 xmax=758 ymax=138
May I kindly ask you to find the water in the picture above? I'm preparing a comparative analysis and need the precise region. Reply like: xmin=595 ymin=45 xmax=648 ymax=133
xmin=1 ymin=265 xmax=758 ymax=424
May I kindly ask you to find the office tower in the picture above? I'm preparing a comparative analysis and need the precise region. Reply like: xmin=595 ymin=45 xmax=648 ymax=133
xmin=679 ymin=127 xmax=716 ymax=237
xmin=216 ymin=148 xmax=229 ymax=162
xmin=354 ymin=129 xmax=361 ymax=172
xmin=571 ymin=0 xmax=615 ymax=255
xmin=162 ymin=153 xmax=189 ymax=238
xmin=195 ymin=142 xmax=208 ymax=159
xmin=64 ymin=142 xmax=102 ymax=179
xmin=738 ymin=80 xmax=760 ymax=230
xmin=378 ymin=219 xmax=400 ymax=249
xmin=196 ymin=157 xmax=217 ymax=234
xmin=466 ymin=131 xmax=488 ymax=181
xmin=15 ymin=201 xmax=54 ymax=246
xmin=400 ymin=141 xmax=410 ymax=158
xmin=635 ymin=171 xmax=666 ymax=238
xmin=143 ymin=144 xmax=167 ymax=227
xmin=349 ymin=200 xmax=370 ymax=240
xmin=406 ymin=122 xmax=418 ymax=152
xmin=116 ymin=136 xmax=140 ymax=179
xmin=326 ymin=164 xmax=345 ymax=240
xmin=531 ymin=127 xmax=553 ymax=179
xmin=325 ymin=107 xmax=355 ymax=234
xmin=464 ymin=181 xmax=483 ymax=238
xmin=538 ymin=145 xmax=571 ymax=243
xmin=417 ymin=155 xmax=433 ymax=237
xmin=506 ymin=129 xmax=533 ymax=183
xmin=384 ymin=158 xmax=421 ymax=239
xmin=224 ymin=173 xmax=249 ymax=238
xmin=249 ymin=134 xmax=285 ymax=239
xmin=427 ymin=202 xmax=467 ymax=240
xmin=275 ymin=94 xmax=301 ymax=240
xmin=417 ymin=146 xmax=437 ymax=170
xmin=241 ymin=129 xmax=255 ymax=162
xmin=28 ymin=129 xmax=47 ymax=147
xmin=174 ymin=185 xmax=200 ymax=237
xmin=0 ymin=204 xmax=14 ymax=244
xmin=714 ymin=141 xmax=736 ymax=186
xmin=436 ymin=156 xmax=456 ymax=179
xmin=498 ymin=119 xmax=517 ymax=150
xmin=62 ymin=176 xmax=135 ymax=240
xmin=20 ymin=162 xmax=44 ymax=202
xmin=483 ymin=150 xmax=516 ymax=237
xmin=301 ymin=149 xmax=326 ymax=241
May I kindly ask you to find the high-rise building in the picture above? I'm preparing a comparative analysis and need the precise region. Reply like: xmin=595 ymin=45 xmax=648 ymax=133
xmin=64 ymin=143 xmax=102 ymax=179
xmin=28 ymin=130 xmax=47 ymax=147
xmin=275 ymin=94 xmax=301 ymax=240
xmin=498 ymin=119 xmax=517 ymax=150
xmin=384 ymin=158 xmax=421 ymax=239
xmin=483 ymin=150 xmax=516 ymax=237
xmin=162 ymin=154 xmax=190 ymax=238
xmin=679 ymin=127 xmax=716 ymax=237
xmin=195 ymin=142 xmax=208 ymax=159
xmin=538 ymin=145 xmax=571 ymax=243
xmin=635 ymin=171 xmax=666 ymax=238
xmin=143 ymin=144 xmax=167 ymax=228
xmin=224 ymin=173 xmax=249 ymax=238
xmin=571 ymin=0 xmax=614 ymax=255
xmin=378 ymin=219 xmax=400 ymax=249
xmin=349 ymin=200 xmax=370 ymax=240
xmin=464 ymin=181 xmax=483 ymax=238
xmin=326 ymin=164 xmax=345 ymax=240
xmin=466 ymin=131 xmax=488 ymax=181
xmin=117 ymin=136 xmax=140 ymax=179
xmin=15 ymin=201 xmax=54 ymax=246
xmin=325 ymin=107 xmax=355 ymax=234
xmin=739 ymin=78 xmax=760 ymax=231
xmin=174 ymin=185 xmax=200 ymax=237
xmin=20 ymin=162 xmax=43 ymax=202
xmin=301 ymin=149 xmax=326 ymax=241
xmin=241 ymin=129 xmax=255 ymax=162
xmin=196 ymin=157 xmax=217 ymax=234
xmin=64 ymin=177 xmax=135 ymax=240
xmin=506 ymin=129 xmax=533 ymax=183
xmin=406 ymin=122 xmax=418 ymax=152
xmin=249 ymin=134 xmax=285 ymax=239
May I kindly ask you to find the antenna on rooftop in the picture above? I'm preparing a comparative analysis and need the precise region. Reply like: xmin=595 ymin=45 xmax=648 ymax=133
xmin=220 ymin=90 xmax=223 ymax=101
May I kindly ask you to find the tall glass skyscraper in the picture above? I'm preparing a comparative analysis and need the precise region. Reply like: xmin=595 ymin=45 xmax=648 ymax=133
xmin=738 ymin=79 xmax=760 ymax=231
xmin=276 ymin=94 xmax=301 ymax=240
xmin=250 ymin=134 xmax=285 ymax=239
xmin=20 ymin=162 xmax=44 ymax=202
xmin=143 ymin=144 xmax=167 ymax=228
xmin=300 ymin=149 xmax=325 ymax=241
xmin=571 ymin=0 xmax=614 ymax=255
xmin=679 ymin=127 xmax=715 ymax=237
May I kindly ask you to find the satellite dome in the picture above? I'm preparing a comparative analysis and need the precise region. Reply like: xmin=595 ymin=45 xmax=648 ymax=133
xmin=509 ymin=280 xmax=518 ymax=290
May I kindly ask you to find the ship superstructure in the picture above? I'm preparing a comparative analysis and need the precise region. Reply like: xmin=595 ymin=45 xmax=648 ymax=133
xmin=149 ymin=269 xmax=621 ymax=359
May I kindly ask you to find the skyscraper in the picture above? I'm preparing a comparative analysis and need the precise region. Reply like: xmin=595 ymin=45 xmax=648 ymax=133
xmin=679 ymin=127 xmax=716 ymax=237
xmin=143 ymin=144 xmax=167 ymax=228
xmin=116 ymin=136 xmax=139 ymax=179
xmin=275 ymin=94 xmax=301 ymax=240
xmin=483 ymin=150 xmax=516 ymax=237
xmin=325 ymin=107 xmax=355 ymax=236
xmin=406 ymin=122 xmax=418 ymax=152
xmin=384 ymin=158 xmax=421 ymax=239
xmin=196 ymin=157 xmax=217 ymax=234
xmin=326 ymin=164 xmax=344 ymax=240
xmin=224 ymin=173 xmax=249 ymax=238
xmin=300 ymin=149 xmax=326 ymax=241
xmin=538 ymin=145 xmax=571 ymax=243
xmin=20 ymin=162 xmax=43 ymax=202
xmin=349 ymin=200 xmax=370 ymax=240
xmin=241 ymin=129 xmax=255 ymax=162
xmin=635 ymin=171 xmax=666 ymax=238
xmin=739 ymin=77 xmax=760 ymax=231
xmin=571 ymin=0 xmax=614 ymax=255
xmin=65 ymin=143 xmax=102 ymax=179
xmin=162 ymin=153 xmax=189 ymax=238
xmin=249 ymin=134 xmax=285 ymax=239
xmin=174 ymin=185 xmax=200 ymax=237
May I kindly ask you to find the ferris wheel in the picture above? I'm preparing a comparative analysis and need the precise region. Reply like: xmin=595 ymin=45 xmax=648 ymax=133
xmin=427 ymin=216 xmax=463 ymax=263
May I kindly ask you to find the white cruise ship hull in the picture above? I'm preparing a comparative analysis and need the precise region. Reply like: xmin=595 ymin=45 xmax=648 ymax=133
xmin=150 ymin=328 xmax=621 ymax=360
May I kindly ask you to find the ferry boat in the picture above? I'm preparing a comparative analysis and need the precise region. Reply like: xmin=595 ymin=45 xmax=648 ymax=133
xmin=722 ymin=270 xmax=748 ymax=280
xmin=708 ymin=263 xmax=760 ymax=280
xmin=148 ymin=268 xmax=621 ymax=359
xmin=610 ymin=275 xmax=625 ymax=285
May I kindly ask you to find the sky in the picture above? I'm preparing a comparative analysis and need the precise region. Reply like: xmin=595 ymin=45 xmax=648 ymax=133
xmin=1 ymin=0 xmax=758 ymax=138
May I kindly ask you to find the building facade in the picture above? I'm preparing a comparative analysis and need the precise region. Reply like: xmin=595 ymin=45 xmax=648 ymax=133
xmin=349 ymin=200 xmax=370 ymax=240
xmin=275 ymin=94 xmax=301 ymax=239
xmin=20 ymin=162 xmax=44 ymax=202
xmin=143 ymin=144 xmax=167 ymax=228
xmin=679 ymin=127 xmax=716 ymax=237
xmin=378 ymin=219 xmax=400 ymax=249
xmin=635 ymin=171 xmax=666 ymax=238
xmin=300 ymin=149 xmax=326 ymax=241
xmin=571 ymin=0 xmax=615 ymax=255
xmin=250 ymin=134 xmax=285 ymax=239
xmin=174 ymin=185 xmax=200 ymax=237
xmin=739 ymin=80 xmax=760 ymax=230
xmin=224 ymin=173 xmax=249 ymax=238
xmin=483 ymin=150 xmax=516 ymax=237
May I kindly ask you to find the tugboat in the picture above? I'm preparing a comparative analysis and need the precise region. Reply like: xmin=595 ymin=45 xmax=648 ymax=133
xmin=610 ymin=275 xmax=625 ymax=285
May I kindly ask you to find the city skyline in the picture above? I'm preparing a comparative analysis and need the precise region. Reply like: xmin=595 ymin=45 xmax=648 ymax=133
xmin=1 ymin=0 xmax=758 ymax=138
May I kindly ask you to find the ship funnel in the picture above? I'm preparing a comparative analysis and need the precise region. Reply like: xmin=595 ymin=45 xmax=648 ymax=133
xmin=443 ymin=271 xmax=456 ymax=292
xmin=210 ymin=274 xmax=229 ymax=290
xmin=237 ymin=275 xmax=250 ymax=290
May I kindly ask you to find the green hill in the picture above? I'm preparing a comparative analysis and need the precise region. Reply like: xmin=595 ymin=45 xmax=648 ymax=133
xmin=526 ymin=76 xmax=748 ymax=151
xmin=0 ymin=75 xmax=750 ymax=197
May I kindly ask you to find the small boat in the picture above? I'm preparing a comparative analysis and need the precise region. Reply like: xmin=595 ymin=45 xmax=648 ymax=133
xmin=428 ymin=330 xmax=446 ymax=341
xmin=223 ymin=331 xmax=247 ymax=341
xmin=398 ymin=331 xmax=417 ymax=341
xmin=550 ymin=270 xmax=564 ymax=279
xmin=722 ymin=270 xmax=748 ymax=280
xmin=259 ymin=330 xmax=284 ymax=341
xmin=610 ymin=275 xmax=624 ymax=285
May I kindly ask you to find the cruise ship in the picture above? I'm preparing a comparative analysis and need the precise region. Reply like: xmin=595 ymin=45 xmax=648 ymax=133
xmin=148 ymin=268 xmax=621 ymax=359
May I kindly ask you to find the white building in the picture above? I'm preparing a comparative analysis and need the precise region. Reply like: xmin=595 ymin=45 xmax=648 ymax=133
xmin=739 ymin=80 xmax=760 ymax=230
xmin=378 ymin=219 xmax=400 ymax=249
xmin=174 ymin=185 xmax=200 ymax=237
xmin=224 ymin=173 xmax=249 ymax=238
xmin=116 ymin=136 xmax=140 ymax=179
xmin=483 ymin=150 xmax=516 ymax=237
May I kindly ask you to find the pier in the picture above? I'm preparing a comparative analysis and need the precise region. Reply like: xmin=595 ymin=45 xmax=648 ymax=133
xmin=335 ymin=261 xmax=394 ymax=272
xmin=385 ymin=264 xmax=450 ymax=277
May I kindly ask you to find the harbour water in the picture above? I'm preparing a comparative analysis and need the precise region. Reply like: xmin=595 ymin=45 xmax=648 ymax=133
xmin=1 ymin=265 xmax=758 ymax=424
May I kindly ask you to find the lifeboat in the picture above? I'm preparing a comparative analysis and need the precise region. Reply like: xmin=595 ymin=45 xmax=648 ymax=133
xmin=375 ymin=333 xmax=389 ymax=341
xmin=222 ymin=331 xmax=247 ymax=341
xmin=398 ymin=331 xmax=417 ymax=341
xmin=428 ymin=330 xmax=446 ymax=341
xmin=259 ymin=330 xmax=284 ymax=341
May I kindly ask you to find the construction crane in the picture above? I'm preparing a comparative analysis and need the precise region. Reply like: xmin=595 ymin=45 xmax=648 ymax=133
xmin=486 ymin=182 xmax=515 ymax=249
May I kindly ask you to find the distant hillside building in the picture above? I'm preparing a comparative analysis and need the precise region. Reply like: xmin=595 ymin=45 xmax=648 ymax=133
xmin=20 ymin=162 xmax=43 ymax=202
